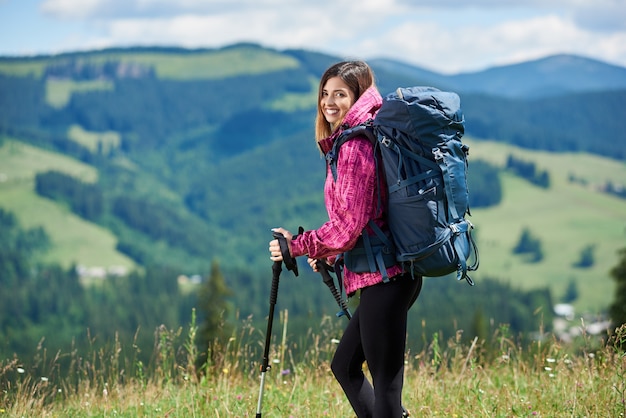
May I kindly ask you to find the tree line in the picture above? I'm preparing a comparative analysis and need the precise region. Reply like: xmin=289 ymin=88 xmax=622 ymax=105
xmin=0 ymin=208 xmax=552 ymax=360
xmin=3 ymin=203 xmax=626 ymax=372
xmin=0 ymin=207 xmax=229 ymax=371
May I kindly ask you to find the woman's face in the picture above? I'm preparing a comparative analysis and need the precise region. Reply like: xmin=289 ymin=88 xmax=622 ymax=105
xmin=320 ymin=76 xmax=355 ymax=129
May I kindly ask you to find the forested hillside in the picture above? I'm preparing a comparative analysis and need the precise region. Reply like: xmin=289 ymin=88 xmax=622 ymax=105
xmin=1 ymin=44 xmax=625 ymax=362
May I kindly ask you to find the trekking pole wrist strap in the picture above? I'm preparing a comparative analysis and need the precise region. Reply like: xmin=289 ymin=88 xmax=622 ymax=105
xmin=272 ymin=231 xmax=299 ymax=276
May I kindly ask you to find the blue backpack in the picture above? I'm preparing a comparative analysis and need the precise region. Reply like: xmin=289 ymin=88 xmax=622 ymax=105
xmin=327 ymin=86 xmax=478 ymax=285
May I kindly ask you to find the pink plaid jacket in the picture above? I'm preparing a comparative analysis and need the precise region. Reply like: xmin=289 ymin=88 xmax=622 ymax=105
xmin=290 ymin=86 xmax=403 ymax=295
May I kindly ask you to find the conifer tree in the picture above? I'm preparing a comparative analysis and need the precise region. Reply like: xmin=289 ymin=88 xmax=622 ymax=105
xmin=609 ymin=248 xmax=626 ymax=328
xmin=195 ymin=260 xmax=234 ymax=369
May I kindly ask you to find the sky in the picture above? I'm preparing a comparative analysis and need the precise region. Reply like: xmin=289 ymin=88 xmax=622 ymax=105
xmin=1 ymin=0 xmax=625 ymax=74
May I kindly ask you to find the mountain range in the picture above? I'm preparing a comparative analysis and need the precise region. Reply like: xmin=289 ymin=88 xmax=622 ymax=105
xmin=371 ymin=53 xmax=626 ymax=98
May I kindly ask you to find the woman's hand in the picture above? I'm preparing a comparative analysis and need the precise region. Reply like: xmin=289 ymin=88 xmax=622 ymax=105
xmin=307 ymin=258 xmax=319 ymax=272
xmin=269 ymin=227 xmax=293 ymax=262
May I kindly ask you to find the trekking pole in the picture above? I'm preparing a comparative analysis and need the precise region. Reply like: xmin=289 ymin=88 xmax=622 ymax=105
xmin=317 ymin=260 xmax=351 ymax=320
xmin=256 ymin=232 xmax=298 ymax=418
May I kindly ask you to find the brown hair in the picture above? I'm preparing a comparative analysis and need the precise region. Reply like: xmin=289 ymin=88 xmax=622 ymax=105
xmin=315 ymin=61 xmax=375 ymax=141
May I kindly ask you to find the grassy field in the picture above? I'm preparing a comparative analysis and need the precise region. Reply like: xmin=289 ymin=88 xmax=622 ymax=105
xmin=46 ymin=79 xmax=114 ymax=109
xmin=0 ymin=46 xmax=300 ymax=80
xmin=1 ymin=314 xmax=624 ymax=417
xmin=67 ymin=125 xmax=121 ymax=154
xmin=466 ymin=138 xmax=626 ymax=313
xmin=0 ymin=139 xmax=135 ymax=270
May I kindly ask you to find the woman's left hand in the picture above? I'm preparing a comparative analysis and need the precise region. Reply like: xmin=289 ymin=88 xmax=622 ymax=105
xmin=269 ymin=227 xmax=293 ymax=261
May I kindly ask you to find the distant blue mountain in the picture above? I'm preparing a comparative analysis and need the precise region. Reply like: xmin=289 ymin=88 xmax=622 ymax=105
xmin=370 ymin=54 xmax=626 ymax=99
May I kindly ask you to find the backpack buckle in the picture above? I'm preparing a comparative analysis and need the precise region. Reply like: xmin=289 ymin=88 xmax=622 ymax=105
xmin=432 ymin=147 xmax=443 ymax=161
xmin=381 ymin=136 xmax=392 ymax=147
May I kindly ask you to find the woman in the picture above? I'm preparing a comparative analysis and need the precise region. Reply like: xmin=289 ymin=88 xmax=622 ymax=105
xmin=269 ymin=60 xmax=422 ymax=417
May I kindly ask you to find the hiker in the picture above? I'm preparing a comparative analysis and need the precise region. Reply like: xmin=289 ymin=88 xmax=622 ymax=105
xmin=269 ymin=60 xmax=422 ymax=417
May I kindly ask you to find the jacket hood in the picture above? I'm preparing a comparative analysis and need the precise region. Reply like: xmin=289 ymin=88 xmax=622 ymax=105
xmin=318 ymin=86 xmax=382 ymax=154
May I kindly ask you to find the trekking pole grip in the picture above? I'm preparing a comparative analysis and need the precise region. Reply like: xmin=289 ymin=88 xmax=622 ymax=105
xmin=273 ymin=231 xmax=299 ymax=277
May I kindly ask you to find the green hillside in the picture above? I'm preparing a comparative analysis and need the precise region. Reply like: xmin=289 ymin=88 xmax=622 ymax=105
xmin=1 ymin=134 xmax=624 ymax=313
xmin=0 ymin=44 xmax=299 ymax=80
xmin=465 ymin=138 xmax=626 ymax=312
xmin=0 ymin=139 xmax=135 ymax=270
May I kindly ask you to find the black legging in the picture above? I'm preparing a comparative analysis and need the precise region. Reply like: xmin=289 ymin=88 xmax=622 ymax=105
xmin=331 ymin=273 xmax=422 ymax=418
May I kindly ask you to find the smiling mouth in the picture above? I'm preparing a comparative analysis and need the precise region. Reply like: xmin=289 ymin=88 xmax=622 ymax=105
xmin=325 ymin=108 xmax=339 ymax=116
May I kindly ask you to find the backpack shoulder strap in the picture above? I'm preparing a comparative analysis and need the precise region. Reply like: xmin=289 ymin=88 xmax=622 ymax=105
xmin=326 ymin=122 xmax=376 ymax=181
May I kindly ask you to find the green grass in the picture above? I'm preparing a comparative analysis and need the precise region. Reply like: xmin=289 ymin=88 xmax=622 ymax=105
xmin=0 ymin=138 xmax=97 ymax=182
xmin=67 ymin=124 xmax=121 ymax=154
xmin=0 ymin=60 xmax=46 ymax=77
xmin=122 ymin=47 xmax=300 ymax=80
xmin=1 ymin=314 xmax=624 ymax=417
xmin=0 ymin=139 xmax=134 ymax=270
xmin=0 ymin=46 xmax=300 ymax=80
xmin=46 ymin=79 xmax=114 ymax=108
xmin=266 ymin=76 xmax=318 ymax=111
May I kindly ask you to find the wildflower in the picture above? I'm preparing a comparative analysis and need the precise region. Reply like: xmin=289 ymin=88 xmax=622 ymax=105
xmin=17 ymin=368 xmax=24 ymax=374
xmin=236 ymin=394 xmax=243 ymax=401
xmin=281 ymin=369 xmax=290 ymax=376
xmin=222 ymin=368 xmax=229 ymax=374
xmin=103 ymin=388 xmax=108 ymax=397
xmin=273 ymin=359 xmax=280 ymax=364
xmin=544 ymin=367 xmax=552 ymax=371
xmin=41 ymin=377 xmax=49 ymax=382
xmin=331 ymin=338 xmax=340 ymax=344
xmin=546 ymin=358 xmax=556 ymax=363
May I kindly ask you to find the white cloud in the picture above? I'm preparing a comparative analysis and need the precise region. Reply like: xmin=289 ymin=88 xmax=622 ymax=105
xmin=74 ymin=1 xmax=403 ymax=54
xmin=33 ymin=0 xmax=626 ymax=72
xmin=40 ymin=0 xmax=105 ymax=19
xmin=347 ymin=13 xmax=626 ymax=73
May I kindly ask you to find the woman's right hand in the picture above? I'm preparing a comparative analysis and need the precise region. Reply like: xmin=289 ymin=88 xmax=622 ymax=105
xmin=269 ymin=227 xmax=293 ymax=262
